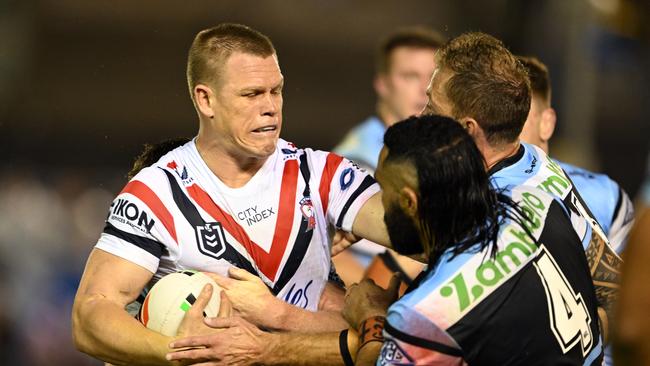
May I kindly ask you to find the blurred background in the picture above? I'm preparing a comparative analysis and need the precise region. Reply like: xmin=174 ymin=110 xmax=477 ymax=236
xmin=0 ymin=0 xmax=648 ymax=364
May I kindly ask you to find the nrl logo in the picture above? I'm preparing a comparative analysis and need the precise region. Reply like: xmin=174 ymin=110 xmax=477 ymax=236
xmin=195 ymin=222 xmax=227 ymax=259
xmin=299 ymin=197 xmax=316 ymax=231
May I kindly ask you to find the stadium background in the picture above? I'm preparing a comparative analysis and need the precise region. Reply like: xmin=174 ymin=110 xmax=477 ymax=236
xmin=0 ymin=0 xmax=647 ymax=364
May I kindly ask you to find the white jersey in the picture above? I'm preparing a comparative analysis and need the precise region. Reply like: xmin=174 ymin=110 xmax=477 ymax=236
xmin=95 ymin=138 xmax=379 ymax=311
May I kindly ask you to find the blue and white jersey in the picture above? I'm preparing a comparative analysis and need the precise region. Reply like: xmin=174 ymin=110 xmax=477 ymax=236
xmin=333 ymin=116 xmax=385 ymax=172
xmin=379 ymin=185 xmax=603 ymax=365
xmin=559 ymin=161 xmax=634 ymax=254
xmin=489 ymin=143 xmax=612 ymax=253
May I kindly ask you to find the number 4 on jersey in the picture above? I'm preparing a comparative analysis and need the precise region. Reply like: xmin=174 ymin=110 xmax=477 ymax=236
xmin=533 ymin=246 xmax=593 ymax=356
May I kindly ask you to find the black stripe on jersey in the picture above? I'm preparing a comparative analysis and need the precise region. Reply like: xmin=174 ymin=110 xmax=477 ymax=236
xmin=161 ymin=169 xmax=258 ymax=276
xmin=335 ymin=175 xmax=376 ymax=229
xmin=384 ymin=321 xmax=464 ymax=357
xmin=299 ymin=153 xmax=311 ymax=197
xmin=611 ymin=186 xmax=623 ymax=225
xmin=103 ymin=222 xmax=165 ymax=258
xmin=272 ymin=212 xmax=314 ymax=294
xmin=271 ymin=153 xmax=314 ymax=294
xmin=561 ymin=169 xmax=607 ymax=236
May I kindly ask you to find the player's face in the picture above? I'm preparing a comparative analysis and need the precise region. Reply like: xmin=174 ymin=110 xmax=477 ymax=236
xmin=378 ymin=47 xmax=437 ymax=124
xmin=422 ymin=67 xmax=455 ymax=118
xmin=519 ymin=95 xmax=544 ymax=146
xmin=376 ymin=148 xmax=425 ymax=256
xmin=211 ymin=52 xmax=284 ymax=159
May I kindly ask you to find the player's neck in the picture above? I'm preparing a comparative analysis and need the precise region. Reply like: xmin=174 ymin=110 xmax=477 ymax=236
xmin=482 ymin=140 xmax=521 ymax=172
xmin=376 ymin=102 xmax=399 ymax=128
xmin=195 ymin=135 xmax=267 ymax=189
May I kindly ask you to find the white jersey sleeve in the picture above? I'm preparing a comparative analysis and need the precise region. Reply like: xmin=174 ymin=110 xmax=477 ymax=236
xmin=608 ymin=187 xmax=635 ymax=253
xmin=95 ymin=167 xmax=179 ymax=273
xmin=309 ymin=150 xmax=380 ymax=232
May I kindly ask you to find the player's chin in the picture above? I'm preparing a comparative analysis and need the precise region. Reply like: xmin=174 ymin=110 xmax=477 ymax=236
xmin=247 ymin=141 xmax=277 ymax=159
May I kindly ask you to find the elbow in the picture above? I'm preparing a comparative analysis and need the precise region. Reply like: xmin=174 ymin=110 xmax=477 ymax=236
xmin=71 ymin=295 xmax=97 ymax=355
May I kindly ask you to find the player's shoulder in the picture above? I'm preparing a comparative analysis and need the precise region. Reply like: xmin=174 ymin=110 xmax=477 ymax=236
xmin=129 ymin=140 xmax=194 ymax=188
xmin=558 ymin=160 xmax=619 ymax=192
xmin=284 ymin=138 xmax=340 ymax=164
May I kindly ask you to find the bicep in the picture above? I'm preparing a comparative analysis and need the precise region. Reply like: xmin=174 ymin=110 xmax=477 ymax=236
xmin=76 ymin=248 xmax=155 ymax=307
xmin=352 ymin=192 xmax=391 ymax=248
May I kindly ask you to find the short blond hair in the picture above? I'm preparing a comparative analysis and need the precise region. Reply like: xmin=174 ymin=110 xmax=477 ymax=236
xmin=186 ymin=23 xmax=275 ymax=104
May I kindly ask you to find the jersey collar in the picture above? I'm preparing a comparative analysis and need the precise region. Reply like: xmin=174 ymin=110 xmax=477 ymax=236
xmin=487 ymin=144 xmax=525 ymax=177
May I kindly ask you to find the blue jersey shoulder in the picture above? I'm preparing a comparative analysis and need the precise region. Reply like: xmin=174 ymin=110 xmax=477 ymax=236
xmin=557 ymin=161 xmax=620 ymax=236
xmin=333 ymin=116 xmax=385 ymax=169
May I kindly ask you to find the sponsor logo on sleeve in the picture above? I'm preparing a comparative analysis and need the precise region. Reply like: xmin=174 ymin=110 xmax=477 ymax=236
xmin=339 ymin=167 xmax=355 ymax=191
xmin=110 ymin=198 xmax=156 ymax=234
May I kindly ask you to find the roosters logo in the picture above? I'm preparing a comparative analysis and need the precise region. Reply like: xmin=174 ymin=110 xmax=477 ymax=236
xmin=299 ymin=197 xmax=316 ymax=231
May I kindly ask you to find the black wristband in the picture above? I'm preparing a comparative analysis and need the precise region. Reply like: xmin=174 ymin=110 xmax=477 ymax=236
xmin=339 ymin=329 xmax=354 ymax=366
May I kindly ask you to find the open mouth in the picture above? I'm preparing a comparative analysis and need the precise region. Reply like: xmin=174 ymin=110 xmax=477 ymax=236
xmin=252 ymin=125 xmax=277 ymax=133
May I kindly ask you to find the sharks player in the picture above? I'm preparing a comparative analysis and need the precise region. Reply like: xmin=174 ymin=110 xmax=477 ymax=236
xmin=517 ymin=55 xmax=634 ymax=254
xmin=344 ymin=115 xmax=603 ymax=365
xmin=421 ymin=32 xmax=621 ymax=340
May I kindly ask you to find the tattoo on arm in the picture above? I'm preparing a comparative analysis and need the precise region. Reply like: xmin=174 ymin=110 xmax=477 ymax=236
xmin=584 ymin=232 xmax=622 ymax=318
xmin=358 ymin=316 xmax=385 ymax=349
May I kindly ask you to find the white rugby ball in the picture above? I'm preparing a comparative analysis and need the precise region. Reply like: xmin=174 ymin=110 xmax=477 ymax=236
xmin=139 ymin=270 xmax=222 ymax=336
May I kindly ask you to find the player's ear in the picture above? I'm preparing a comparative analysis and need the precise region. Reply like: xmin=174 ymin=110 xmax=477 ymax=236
xmin=374 ymin=74 xmax=388 ymax=99
xmin=539 ymin=107 xmax=556 ymax=142
xmin=461 ymin=118 xmax=482 ymax=139
xmin=398 ymin=186 xmax=419 ymax=218
xmin=194 ymin=84 xmax=215 ymax=119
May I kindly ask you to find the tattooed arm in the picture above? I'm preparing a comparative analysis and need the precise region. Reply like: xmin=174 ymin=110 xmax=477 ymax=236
xmin=584 ymin=232 xmax=623 ymax=342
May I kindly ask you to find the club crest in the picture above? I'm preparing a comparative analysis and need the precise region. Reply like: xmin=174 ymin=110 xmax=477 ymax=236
xmin=299 ymin=197 xmax=316 ymax=231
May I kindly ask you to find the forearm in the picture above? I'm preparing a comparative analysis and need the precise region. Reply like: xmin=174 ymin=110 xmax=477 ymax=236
xmin=355 ymin=342 xmax=382 ymax=366
xmin=263 ymin=330 xmax=356 ymax=366
xmin=266 ymin=304 xmax=349 ymax=332
xmin=72 ymin=294 xmax=173 ymax=365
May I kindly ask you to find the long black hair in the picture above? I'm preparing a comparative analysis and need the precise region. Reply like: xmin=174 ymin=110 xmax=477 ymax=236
xmin=383 ymin=115 xmax=520 ymax=266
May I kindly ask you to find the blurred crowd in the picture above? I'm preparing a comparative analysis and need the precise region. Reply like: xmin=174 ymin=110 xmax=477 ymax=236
xmin=0 ymin=168 xmax=124 ymax=365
